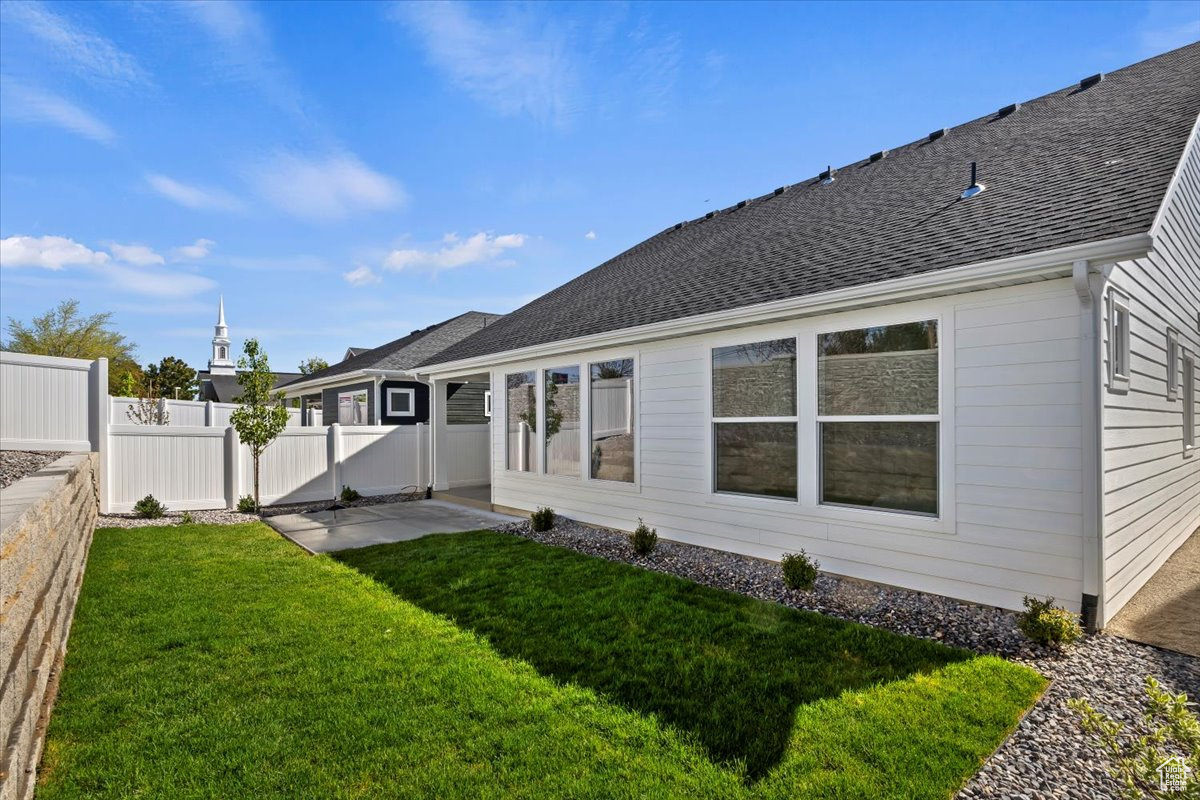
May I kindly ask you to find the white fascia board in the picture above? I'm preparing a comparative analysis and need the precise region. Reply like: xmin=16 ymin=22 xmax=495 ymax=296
xmin=420 ymin=232 xmax=1153 ymax=376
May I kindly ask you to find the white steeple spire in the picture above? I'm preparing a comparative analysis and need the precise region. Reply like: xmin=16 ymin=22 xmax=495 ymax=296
xmin=208 ymin=294 xmax=236 ymax=375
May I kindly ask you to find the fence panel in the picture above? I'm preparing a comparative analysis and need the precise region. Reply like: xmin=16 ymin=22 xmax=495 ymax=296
xmin=239 ymin=428 xmax=330 ymax=506
xmin=446 ymin=424 xmax=489 ymax=487
xmin=591 ymin=377 xmax=632 ymax=438
xmin=108 ymin=425 xmax=226 ymax=512
xmin=1 ymin=352 xmax=97 ymax=451
xmin=340 ymin=426 xmax=422 ymax=495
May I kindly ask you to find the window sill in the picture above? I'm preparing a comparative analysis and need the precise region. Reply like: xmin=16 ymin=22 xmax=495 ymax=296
xmin=703 ymin=492 xmax=952 ymax=535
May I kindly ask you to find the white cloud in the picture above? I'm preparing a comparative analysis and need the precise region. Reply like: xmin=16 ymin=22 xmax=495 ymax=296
xmin=0 ymin=78 xmax=116 ymax=144
xmin=343 ymin=264 xmax=382 ymax=287
xmin=173 ymin=1 xmax=305 ymax=119
xmin=172 ymin=238 xmax=216 ymax=261
xmin=3 ymin=1 xmax=148 ymax=86
xmin=384 ymin=232 xmax=526 ymax=272
xmin=146 ymin=174 xmax=244 ymax=212
xmin=584 ymin=230 xmax=597 ymax=240
xmin=0 ymin=234 xmax=213 ymax=298
xmin=395 ymin=3 xmax=580 ymax=127
xmin=1138 ymin=2 xmax=1200 ymax=54
xmin=109 ymin=242 xmax=165 ymax=267
xmin=249 ymin=152 xmax=405 ymax=221
xmin=0 ymin=235 xmax=110 ymax=270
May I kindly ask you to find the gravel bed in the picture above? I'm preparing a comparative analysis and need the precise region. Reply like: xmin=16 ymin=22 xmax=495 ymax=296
xmin=1 ymin=450 xmax=67 ymax=489
xmin=97 ymin=491 xmax=423 ymax=529
xmin=494 ymin=517 xmax=1200 ymax=799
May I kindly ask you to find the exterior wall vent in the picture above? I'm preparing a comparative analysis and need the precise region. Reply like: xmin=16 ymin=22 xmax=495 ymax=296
xmin=1079 ymin=73 xmax=1104 ymax=90
xmin=928 ymin=128 xmax=947 ymax=142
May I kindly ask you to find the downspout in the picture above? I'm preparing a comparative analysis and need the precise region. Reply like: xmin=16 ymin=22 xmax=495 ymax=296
xmin=1073 ymin=259 xmax=1106 ymax=631
xmin=415 ymin=373 xmax=434 ymax=497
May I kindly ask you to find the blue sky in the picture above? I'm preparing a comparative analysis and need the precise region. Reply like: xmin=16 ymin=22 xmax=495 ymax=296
xmin=1 ymin=1 xmax=1196 ymax=374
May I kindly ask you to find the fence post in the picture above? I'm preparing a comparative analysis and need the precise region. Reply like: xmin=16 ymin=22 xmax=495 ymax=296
xmin=328 ymin=423 xmax=342 ymax=499
xmin=225 ymin=426 xmax=241 ymax=509
xmin=205 ymin=400 xmax=214 ymax=427
xmin=90 ymin=358 xmax=110 ymax=513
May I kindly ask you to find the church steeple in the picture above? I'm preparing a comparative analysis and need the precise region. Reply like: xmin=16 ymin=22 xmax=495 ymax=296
xmin=208 ymin=295 xmax=236 ymax=375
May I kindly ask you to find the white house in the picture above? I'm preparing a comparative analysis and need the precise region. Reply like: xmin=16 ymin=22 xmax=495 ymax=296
xmin=416 ymin=43 xmax=1200 ymax=630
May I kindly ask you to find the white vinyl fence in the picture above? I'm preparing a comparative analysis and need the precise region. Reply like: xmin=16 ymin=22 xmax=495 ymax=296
xmin=591 ymin=377 xmax=633 ymax=438
xmin=106 ymin=423 xmax=435 ymax=512
xmin=1 ymin=352 xmax=107 ymax=452
xmin=110 ymin=397 xmax=304 ymax=427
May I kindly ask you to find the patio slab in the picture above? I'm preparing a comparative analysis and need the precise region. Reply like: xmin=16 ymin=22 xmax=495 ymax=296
xmin=1107 ymin=528 xmax=1200 ymax=657
xmin=264 ymin=499 xmax=520 ymax=553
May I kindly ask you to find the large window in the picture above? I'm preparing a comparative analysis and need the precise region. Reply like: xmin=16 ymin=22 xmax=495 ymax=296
xmin=590 ymin=358 xmax=634 ymax=483
xmin=544 ymin=366 xmax=580 ymax=476
xmin=817 ymin=320 xmax=939 ymax=515
xmin=712 ymin=338 xmax=797 ymax=499
xmin=337 ymin=390 xmax=368 ymax=426
xmin=506 ymin=371 xmax=539 ymax=472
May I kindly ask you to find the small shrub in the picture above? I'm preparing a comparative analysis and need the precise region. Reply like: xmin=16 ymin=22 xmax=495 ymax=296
xmin=133 ymin=494 xmax=166 ymax=519
xmin=340 ymin=485 xmax=361 ymax=503
xmin=1018 ymin=596 xmax=1083 ymax=647
xmin=178 ymin=511 xmax=195 ymax=525
xmin=530 ymin=507 xmax=555 ymax=532
xmin=236 ymin=495 xmax=258 ymax=514
xmin=1068 ymin=676 xmax=1198 ymax=800
xmin=781 ymin=550 xmax=820 ymax=591
xmin=630 ymin=518 xmax=658 ymax=556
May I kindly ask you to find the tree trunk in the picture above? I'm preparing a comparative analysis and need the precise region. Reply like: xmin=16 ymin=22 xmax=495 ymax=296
xmin=254 ymin=453 xmax=261 ymax=511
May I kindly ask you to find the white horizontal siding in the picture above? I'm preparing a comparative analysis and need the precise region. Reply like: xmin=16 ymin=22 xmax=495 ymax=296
xmin=1101 ymin=128 xmax=1200 ymax=624
xmin=489 ymin=281 xmax=1087 ymax=613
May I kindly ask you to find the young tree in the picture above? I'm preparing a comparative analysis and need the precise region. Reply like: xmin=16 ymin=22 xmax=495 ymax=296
xmin=125 ymin=371 xmax=170 ymax=425
xmin=298 ymin=356 xmax=329 ymax=375
xmin=145 ymin=356 xmax=199 ymax=400
xmin=4 ymin=299 xmax=140 ymax=394
xmin=229 ymin=339 xmax=290 ymax=511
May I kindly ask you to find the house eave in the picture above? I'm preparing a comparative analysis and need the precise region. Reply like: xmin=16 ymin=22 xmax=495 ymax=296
xmin=279 ymin=368 xmax=416 ymax=396
xmin=420 ymin=231 xmax=1153 ymax=375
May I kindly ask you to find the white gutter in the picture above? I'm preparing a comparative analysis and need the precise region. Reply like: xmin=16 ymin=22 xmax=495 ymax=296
xmin=419 ymin=232 xmax=1153 ymax=375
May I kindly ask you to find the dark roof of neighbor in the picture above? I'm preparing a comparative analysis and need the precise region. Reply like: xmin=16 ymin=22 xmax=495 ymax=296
xmin=199 ymin=372 xmax=302 ymax=403
xmin=279 ymin=311 xmax=502 ymax=389
xmin=343 ymin=347 xmax=370 ymax=360
xmin=424 ymin=43 xmax=1200 ymax=367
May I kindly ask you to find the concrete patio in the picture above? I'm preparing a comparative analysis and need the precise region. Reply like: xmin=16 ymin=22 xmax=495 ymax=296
xmin=264 ymin=499 xmax=520 ymax=553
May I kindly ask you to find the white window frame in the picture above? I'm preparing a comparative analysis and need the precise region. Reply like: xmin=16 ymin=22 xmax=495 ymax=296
xmin=1166 ymin=327 xmax=1180 ymax=401
xmin=483 ymin=390 xmax=492 ymax=418
xmin=709 ymin=336 xmax=799 ymax=502
xmin=1184 ymin=351 xmax=1196 ymax=457
xmin=587 ymin=358 xmax=637 ymax=485
xmin=1107 ymin=289 xmax=1131 ymax=393
xmin=543 ymin=365 xmax=583 ymax=478
xmin=337 ymin=390 xmax=369 ymax=426
xmin=814 ymin=319 xmax=941 ymax=519
xmin=386 ymin=387 xmax=415 ymax=417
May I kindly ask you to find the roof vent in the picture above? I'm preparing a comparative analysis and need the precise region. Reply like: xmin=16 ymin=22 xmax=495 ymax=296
xmin=819 ymin=165 xmax=836 ymax=185
xmin=928 ymin=128 xmax=947 ymax=142
xmin=869 ymin=150 xmax=887 ymax=163
xmin=705 ymin=211 xmax=715 ymax=219
xmin=960 ymin=161 xmax=985 ymax=200
xmin=774 ymin=186 xmax=786 ymax=195
xmin=673 ymin=222 xmax=684 ymax=231
xmin=1079 ymin=73 xmax=1104 ymax=90
xmin=997 ymin=103 xmax=1020 ymax=118
xmin=736 ymin=200 xmax=747 ymax=209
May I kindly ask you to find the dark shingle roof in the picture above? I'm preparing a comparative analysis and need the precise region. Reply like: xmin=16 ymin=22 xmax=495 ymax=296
xmin=199 ymin=372 xmax=302 ymax=403
xmin=424 ymin=43 xmax=1200 ymax=367
xmin=279 ymin=311 xmax=501 ymax=389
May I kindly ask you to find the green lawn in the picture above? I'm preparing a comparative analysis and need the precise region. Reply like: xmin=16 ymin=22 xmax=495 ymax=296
xmin=40 ymin=523 xmax=1044 ymax=799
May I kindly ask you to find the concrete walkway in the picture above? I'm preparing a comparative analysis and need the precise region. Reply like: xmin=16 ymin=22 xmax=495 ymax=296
xmin=264 ymin=500 xmax=520 ymax=554
xmin=1107 ymin=529 xmax=1200 ymax=657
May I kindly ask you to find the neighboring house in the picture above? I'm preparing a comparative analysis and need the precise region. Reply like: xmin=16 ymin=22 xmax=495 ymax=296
xmin=278 ymin=311 xmax=501 ymax=426
xmin=342 ymin=347 xmax=370 ymax=361
xmin=195 ymin=297 xmax=300 ymax=402
xmin=415 ymin=43 xmax=1200 ymax=630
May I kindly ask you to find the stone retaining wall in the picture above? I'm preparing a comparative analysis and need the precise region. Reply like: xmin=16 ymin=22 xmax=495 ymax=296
xmin=0 ymin=454 xmax=98 ymax=800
